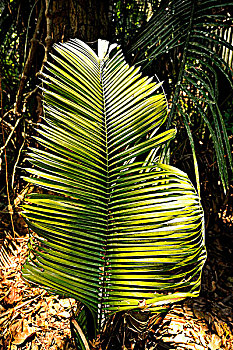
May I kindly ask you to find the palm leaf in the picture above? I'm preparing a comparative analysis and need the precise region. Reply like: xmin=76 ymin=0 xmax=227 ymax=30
xmin=22 ymin=39 xmax=206 ymax=326
xmin=129 ymin=0 xmax=233 ymax=192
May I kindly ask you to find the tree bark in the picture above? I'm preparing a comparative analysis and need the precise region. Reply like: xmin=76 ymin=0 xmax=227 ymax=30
xmin=51 ymin=0 xmax=111 ymax=44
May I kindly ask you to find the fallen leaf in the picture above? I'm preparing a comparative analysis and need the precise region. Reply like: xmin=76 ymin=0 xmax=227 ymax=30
xmin=53 ymin=302 xmax=61 ymax=311
xmin=4 ymin=285 xmax=22 ymax=304
xmin=59 ymin=299 xmax=71 ymax=308
xmin=58 ymin=311 xmax=71 ymax=318
xmin=214 ymin=320 xmax=224 ymax=337
xmin=193 ymin=309 xmax=205 ymax=320
xmin=31 ymin=342 xmax=39 ymax=350
xmin=173 ymin=333 xmax=191 ymax=343
xmin=211 ymin=281 xmax=216 ymax=292
xmin=208 ymin=334 xmax=222 ymax=350
xmin=12 ymin=327 xmax=36 ymax=345
xmin=48 ymin=306 xmax=58 ymax=315
xmin=10 ymin=345 xmax=17 ymax=350
xmin=8 ymin=320 xmax=23 ymax=339
xmin=199 ymin=330 xmax=207 ymax=347
xmin=170 ymin=320 xmax=184 ymax=333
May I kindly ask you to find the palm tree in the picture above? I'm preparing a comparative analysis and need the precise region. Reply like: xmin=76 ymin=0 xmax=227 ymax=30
xmin=22 ymin=39 xmax=207 ymax=346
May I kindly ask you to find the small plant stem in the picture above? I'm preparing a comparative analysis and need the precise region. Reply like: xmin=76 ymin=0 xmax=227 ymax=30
xmin=0 ymin=64 xmax=16 ymax=238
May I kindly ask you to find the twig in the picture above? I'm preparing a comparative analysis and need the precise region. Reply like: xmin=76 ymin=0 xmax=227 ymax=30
xmin=23 ymin=86 xmax=39 ymax=103
xmin=105 ymin=314 xmax=121 ymax=350
xmin=2 ymin=119 xmax=14 ymax=131
xmin=40 ymin=0 xmax=53 ymax=72
xmin=23 ymin=0 xmax=40 ymax=69
xmin=1 ymin=184 xmax=34 ymax=213
xmin=11 ymin=119 xmax=26 ymax=191
xmin=1 ymin=60 xmax=16 ymax=239
xmin=0 ymin=245 xmax=11 ymax=266
xmin=0 ymin=108 xmax=14 ymax=123
xmin=0 ymin=116 xmax=23 ymax=157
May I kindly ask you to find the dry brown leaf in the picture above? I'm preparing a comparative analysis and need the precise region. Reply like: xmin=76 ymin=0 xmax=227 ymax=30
xmin=208 ymin=333 xmax=222 ymax=350
xmin=56 ymin=339 xmax=64 ymax=348
xmin=199 ymin=330 xmax=207 ymax=347
xmin=4 ymin=285 xmax=22 ymax=304
xmin=0 ymin=305 xmax=5 ymax=313
xmin=31 ymin=342 xmax=39 ymax=350
xmin=211 ymin=281 xmax=217 ymax=292
xmin=35 ymin=315 xmax=44 ymax=327
xmin=193 ymin=309 xmax=205 ymax=320
xmin=214 ymin=320 xmax=225 ymax=337
xmin=170 ymin=320 xmax=184 ymax=333
xmin=38 ymin=311 xmax=47 ymax=320
xmin=45 ymin=302 xmax=57 ymax=315
xmin=53 ymin=302 xmax=61 ymax=311
xmin=58 ymin=311 xmax=70 ymax=318
xmin=59 ymin=299 xmax=71 ymax=308
xmin=9 ymin=320 xmax=23 ymax=338
xmin=12 ymin=327 xmax=36 ymax=345
xmin=173 ymin=333 xmax=192 ymax=344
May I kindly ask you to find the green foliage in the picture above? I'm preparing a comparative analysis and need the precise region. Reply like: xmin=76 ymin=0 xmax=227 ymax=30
xmin=223 ymin=100 xmax=233 ymax=134
xmin=0 ymin=21 xmax=20 ymax=111
xmin=22 ymin=40 xmax=206 ymax=328
xmin=128 ymin=0 xmax=233 ymax=192
xmin=113 ymin=0 xmax=159 ymax=47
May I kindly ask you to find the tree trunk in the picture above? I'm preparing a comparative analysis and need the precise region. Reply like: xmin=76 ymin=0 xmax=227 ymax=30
xmin=51 ymin=0 xmax=111 ymax=44
xmin=14 ymin=0 xmax=111 ymax=117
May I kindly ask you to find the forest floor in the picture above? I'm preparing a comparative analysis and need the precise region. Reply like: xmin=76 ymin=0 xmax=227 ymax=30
xmin=0 ymin=197 xmax=233 ymax=350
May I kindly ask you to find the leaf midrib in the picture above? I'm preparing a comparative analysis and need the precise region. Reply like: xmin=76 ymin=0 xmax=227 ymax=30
xmin=98 ymin=56 xmax=110 ymax=320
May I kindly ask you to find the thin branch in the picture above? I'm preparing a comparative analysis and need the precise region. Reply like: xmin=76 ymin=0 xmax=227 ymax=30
xmin=0 ymin=108 xmax=14 ymax=124
xmin=0 ymin=116 xmax=23 ymax=157
xmin=23 ymin=86 xmax=39 ymax=102
xmin=1 ymin=119 xmax=14 ymax=131
xmin=40 ymin=0 xmax=53 ymax=72
xmin=0 ymin=63 xmax=16 ymax=238
xmin=11 ymin=119 xmax=26 ymax=191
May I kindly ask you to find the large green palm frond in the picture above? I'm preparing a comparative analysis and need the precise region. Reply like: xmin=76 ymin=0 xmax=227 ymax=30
xmin=22 ymin=39 xmax=206 ymax=325
xmin=129 ymin=0 xmax=233 ymax=193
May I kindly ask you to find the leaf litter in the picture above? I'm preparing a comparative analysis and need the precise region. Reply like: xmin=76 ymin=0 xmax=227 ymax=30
xmin=0 ymin=233 xmax=77 ymax=350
